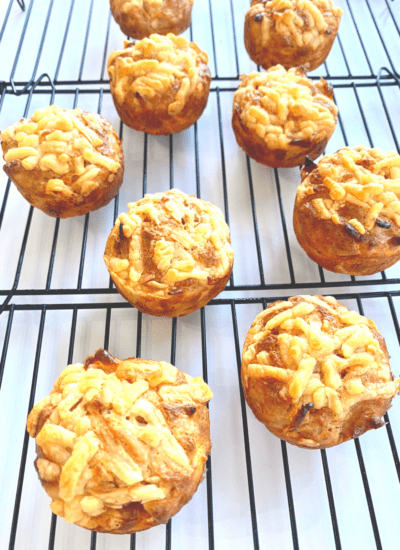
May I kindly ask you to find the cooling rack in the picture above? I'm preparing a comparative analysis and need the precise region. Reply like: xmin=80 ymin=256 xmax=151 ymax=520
xmin=1 ymin=1 xmax=400 ymax=549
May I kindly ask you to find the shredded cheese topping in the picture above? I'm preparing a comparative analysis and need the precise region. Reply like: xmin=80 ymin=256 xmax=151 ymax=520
xmin=242 ymin=296 xmax=397 ymax=416
xmin=118 ymin=0 xmax=164 ymax=9
xmin=107 ymin=34 xmax=208 ymax=116
xmin=107 ymin=189 xmax=233 ymax=296
xmin=27 ymin=352 xmax=212 ymax=529
xmin=1 ymin=105 xmax=121 ymax=197
xmin=298 ymin=146 xmax=400 ymax=232
xmin=248 ymin=0 xmax=343 ymax=49
xmin=233 ymin=66 xmax=337 ymax=151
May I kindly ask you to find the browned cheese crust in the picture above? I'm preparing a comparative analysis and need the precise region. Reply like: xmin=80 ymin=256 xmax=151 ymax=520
xmin=244 ymin=0 xmax=343 ymax=72
xmin=294 ymin=146 xmax=400 ymax=275
xmin=104 ymin=189 xmax=234 ymax=317
xmin=107 ymin=35 xmax=211 ymax=135
xmin=241 ymin=295 xmax=399 ymax=449
xmin=26 ymin=349 xmax=213 ymax=533
xmin=110 ymin=0 xmax=194 ymax=39
xmin=232 ymin=66 xmax=337 ymax=168
xmin=1 ymin=105 xmax=124 ymax=218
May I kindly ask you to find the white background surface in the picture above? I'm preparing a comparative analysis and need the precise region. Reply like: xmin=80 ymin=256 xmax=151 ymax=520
xmin=1 ymin=1 xmax=400 ymax=549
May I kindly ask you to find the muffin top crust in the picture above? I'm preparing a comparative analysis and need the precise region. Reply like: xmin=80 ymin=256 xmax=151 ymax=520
xmin=1 ymin=105 xmax=122 ymax=198
xmin=297 ymin=146 xmax=400 ymax=234
xmin=242 ymin=295 xmax=397 ymax=417
xmin=233 ymin=66 xmax=337 ymax=152
xmin=108 ymin=35 xmax=209 ymax=116
xmin=27 ymin=349 xmax=212 ymax=532
xmin=105 ymin=189 xmax=233 ymax=298
xmin=247 ymin=0 xmax=343 ymax=50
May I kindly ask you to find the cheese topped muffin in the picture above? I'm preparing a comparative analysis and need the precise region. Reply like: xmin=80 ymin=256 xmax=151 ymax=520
xmin=104 ymin=189 xmax=234 ymax=317
xmin=232 ymin=66 xmax=337 ymax=167
xmin=110 ymin=0 xmax=194 ymax=39
xmin=27 ymin=349 xmax=212 ymax=533
xmin=294 ymin=146 xmax=400 ymax=275
xmin=244 ymin=0 xmax=343 ymax=71
xmin=242 ymin=295 xmax=399 ymax=449
xmin=1 ymin=105 xmax=124 ymax=218
xmin=108 ymin=35 xmax=211 ymax=135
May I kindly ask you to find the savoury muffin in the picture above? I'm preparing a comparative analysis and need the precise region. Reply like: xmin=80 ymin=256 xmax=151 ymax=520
xmin=27 ymin=348 xmax=213 ymax=533
xmin=108 ymin=34 xmax=211 ymax=135
xmin=242 ymin=295 xmax=399 ymax=449
xmin=244 ymin=0 xmax=343 ymax=72
xmin=1 ymin=105 xmax=124 ymax=218
xmin=232 ymin=66 xmax=337 ymax=167
xmin=104 ymin=189 xmax=234 ymax=317
xmin=294 ymin=146 xmax=400 ymax=275
xmin=110 ymin=0 xmax=194 ymax=40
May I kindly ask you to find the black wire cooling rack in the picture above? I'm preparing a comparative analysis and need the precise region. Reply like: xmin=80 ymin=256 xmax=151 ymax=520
xmin=1 ymin=1 xmax=400 ymax=550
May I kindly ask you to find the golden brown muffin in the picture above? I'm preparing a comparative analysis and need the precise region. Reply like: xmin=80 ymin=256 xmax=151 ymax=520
xmin=232 ymin=66 xmax=337 ymax=167
xmin=107 ymin=34 xmax=211 ymax=135
xmin=27 ymin=348 xmax=212 ymax=533
xmin=1 ymin=105 xmax=124 ymax=218
xmin=242 ymin=295 xmax=399 ymax=449
xmin=294 ymin=146 xmax=400 ymax=275
xmin=244 ymin=0 xmax=343 ymax=72
xmin=104 ymin=189 xmax=234 ymax=317
xmin=110 ymin=0 xmax=194 ymax=40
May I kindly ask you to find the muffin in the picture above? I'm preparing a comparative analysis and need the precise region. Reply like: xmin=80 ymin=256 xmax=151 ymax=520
xmin=232 ymin=66 xmax=337 ymax=167
xmin=107 ymin=34 xmax=211 ymax=135
xmin=244 ymin=0 xmax=343 ymax=72
xmin=26 ymin=348 xmax=213 ymax=533
xmin=110 ymin=0 xmax=194 ymax=40
xmin=242 ymin=295 xmax=399 ymax=449
xmin=104 ymin=189 xmax=234 ymax=317
xmin=1 ymin=105 xmax=124 ymax=218
xmin=294 ymin=146 xmax=400 ymax=275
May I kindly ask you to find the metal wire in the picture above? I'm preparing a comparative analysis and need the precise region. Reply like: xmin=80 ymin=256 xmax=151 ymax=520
xmin=0 ymin=292 xmax=399 ymax=546
xmin=231 ymin=301 xmax=260 ymax=550
xmin=3 ymin=0 xmax=400 ymax=86
xmin=1 ymin=293 xmax=392 ymax=547
xmin=320 ymin=450 xmax=342 ymax=550
xmin=2 ymin=76 xmax=400 ymax=302
xmin=8 ymin=306 xmax=47 ymax=550
xmin=1 ymin=2 xmax=400 ymax=550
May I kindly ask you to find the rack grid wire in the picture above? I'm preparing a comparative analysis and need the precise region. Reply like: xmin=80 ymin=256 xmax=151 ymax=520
xmin=1 ymin=1 xmax=400 ymax=550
